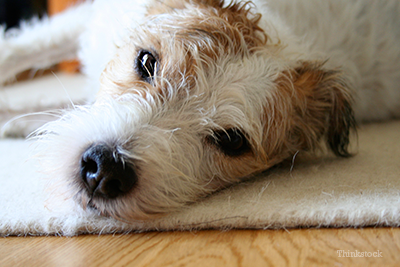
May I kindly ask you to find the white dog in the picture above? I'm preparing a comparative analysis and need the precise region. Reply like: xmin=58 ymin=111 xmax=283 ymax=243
xmin=1 ymin=0 xmax=399 ymax=221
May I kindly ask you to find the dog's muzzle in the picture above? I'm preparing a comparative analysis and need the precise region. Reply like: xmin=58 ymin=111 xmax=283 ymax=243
xmin=80 ymin=144 xmax=137 ymax=199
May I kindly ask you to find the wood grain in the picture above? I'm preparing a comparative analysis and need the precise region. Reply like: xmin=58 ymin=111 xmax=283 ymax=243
xmin=1 ymin=228 xmax=399 ymax=267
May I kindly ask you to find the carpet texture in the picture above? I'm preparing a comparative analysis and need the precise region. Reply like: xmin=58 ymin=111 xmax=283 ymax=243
xmin=1 ymin=74 xmax=399 ymax=236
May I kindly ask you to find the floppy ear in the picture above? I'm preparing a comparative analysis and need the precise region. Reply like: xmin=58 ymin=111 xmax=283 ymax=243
xmin=324 ymin=75 xmax=356 ymax=157
xmin=288 ymin=62 xmax=357 ymax=157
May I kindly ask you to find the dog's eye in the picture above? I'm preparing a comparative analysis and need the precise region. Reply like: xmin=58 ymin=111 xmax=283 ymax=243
xmin=211 ymin=129 xmax=250 ymax=156
xmin=135 ymin=50 xmax=158 ymax=82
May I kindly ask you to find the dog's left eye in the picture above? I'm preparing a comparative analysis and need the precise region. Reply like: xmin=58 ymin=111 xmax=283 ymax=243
xmin=135 ymin=50 xmax=158 ymax=82
xmin=210 ymin=129 xmax=250 ymax=156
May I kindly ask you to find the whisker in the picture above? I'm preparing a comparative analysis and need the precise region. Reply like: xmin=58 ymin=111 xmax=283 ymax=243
xmin=51 ymin=71 xmax=76 ymax=110
xmin=290 ymin=150 xmax=300 ymax=173
xmin=1 ymin=110 xmax=63 ymax=136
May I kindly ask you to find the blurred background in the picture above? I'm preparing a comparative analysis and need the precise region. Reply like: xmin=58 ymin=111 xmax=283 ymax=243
xmin=0 ymin=0 xmax=47 ymax=30
xmin=0 ymin=0 xmax=80 ymax=74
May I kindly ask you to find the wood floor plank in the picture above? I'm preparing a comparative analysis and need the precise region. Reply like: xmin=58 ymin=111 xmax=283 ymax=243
xmin=1 ymin=228 xmax=399 ymax=267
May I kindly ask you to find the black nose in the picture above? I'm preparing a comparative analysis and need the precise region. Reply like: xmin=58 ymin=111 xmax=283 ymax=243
xmin=80 ymin=144 xmax=137 ymax=199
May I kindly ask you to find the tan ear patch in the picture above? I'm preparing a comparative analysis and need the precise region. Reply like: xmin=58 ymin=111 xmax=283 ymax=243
xmin=293 ymin=63 xmax=356 ymax=157
xmin=147 ymin=0 xmax=268 ymax=54
xmin=268 ymin=62 xmax=356 ymax=159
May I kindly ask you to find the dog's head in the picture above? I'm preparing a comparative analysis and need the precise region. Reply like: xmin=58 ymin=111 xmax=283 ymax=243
xmin=37 ymin=0 xmax=356 ymax=221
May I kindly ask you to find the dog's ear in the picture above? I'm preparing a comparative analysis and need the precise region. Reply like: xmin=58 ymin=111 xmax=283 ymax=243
xmin=285 ymin=62 xmax=357 ymax=157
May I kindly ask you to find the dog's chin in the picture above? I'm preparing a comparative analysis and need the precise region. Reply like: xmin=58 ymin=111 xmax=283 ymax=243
xmin=78 ymin=195 xmax=143 ymax=222
xmin=76 ymin=185 xmax=182 ymax=222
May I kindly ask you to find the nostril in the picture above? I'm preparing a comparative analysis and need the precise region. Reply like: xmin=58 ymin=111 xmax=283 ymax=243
xmin=105 ymin=179 xmax=122 ymax=193
xmin=81 ymin=156 xmax=100 ymax=191
xmin=80 ymin=144 xmax=137 ymax=199
xmin=100 ymin=179 xmax=124 ymax=199
xmin=83 ymin=158 xmax=98 ymax=176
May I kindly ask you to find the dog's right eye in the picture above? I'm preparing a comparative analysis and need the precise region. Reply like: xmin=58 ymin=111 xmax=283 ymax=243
xmin=209 ymin=129 xmax=251 ymax=157
xmin=135 ymin=50 xmax=158 ymax=83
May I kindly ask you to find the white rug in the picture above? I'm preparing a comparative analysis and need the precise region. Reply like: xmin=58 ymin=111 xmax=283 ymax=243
xmin=1 ymin=74 xmax=400 ymax=236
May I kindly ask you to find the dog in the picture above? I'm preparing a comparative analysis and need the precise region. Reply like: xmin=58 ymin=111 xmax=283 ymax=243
xmin=1 ymin=0 xmax=399 ymax=221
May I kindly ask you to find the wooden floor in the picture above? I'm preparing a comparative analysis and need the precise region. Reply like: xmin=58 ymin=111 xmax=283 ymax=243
xmin=1 ymin=227 xmax=399 ymax=266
